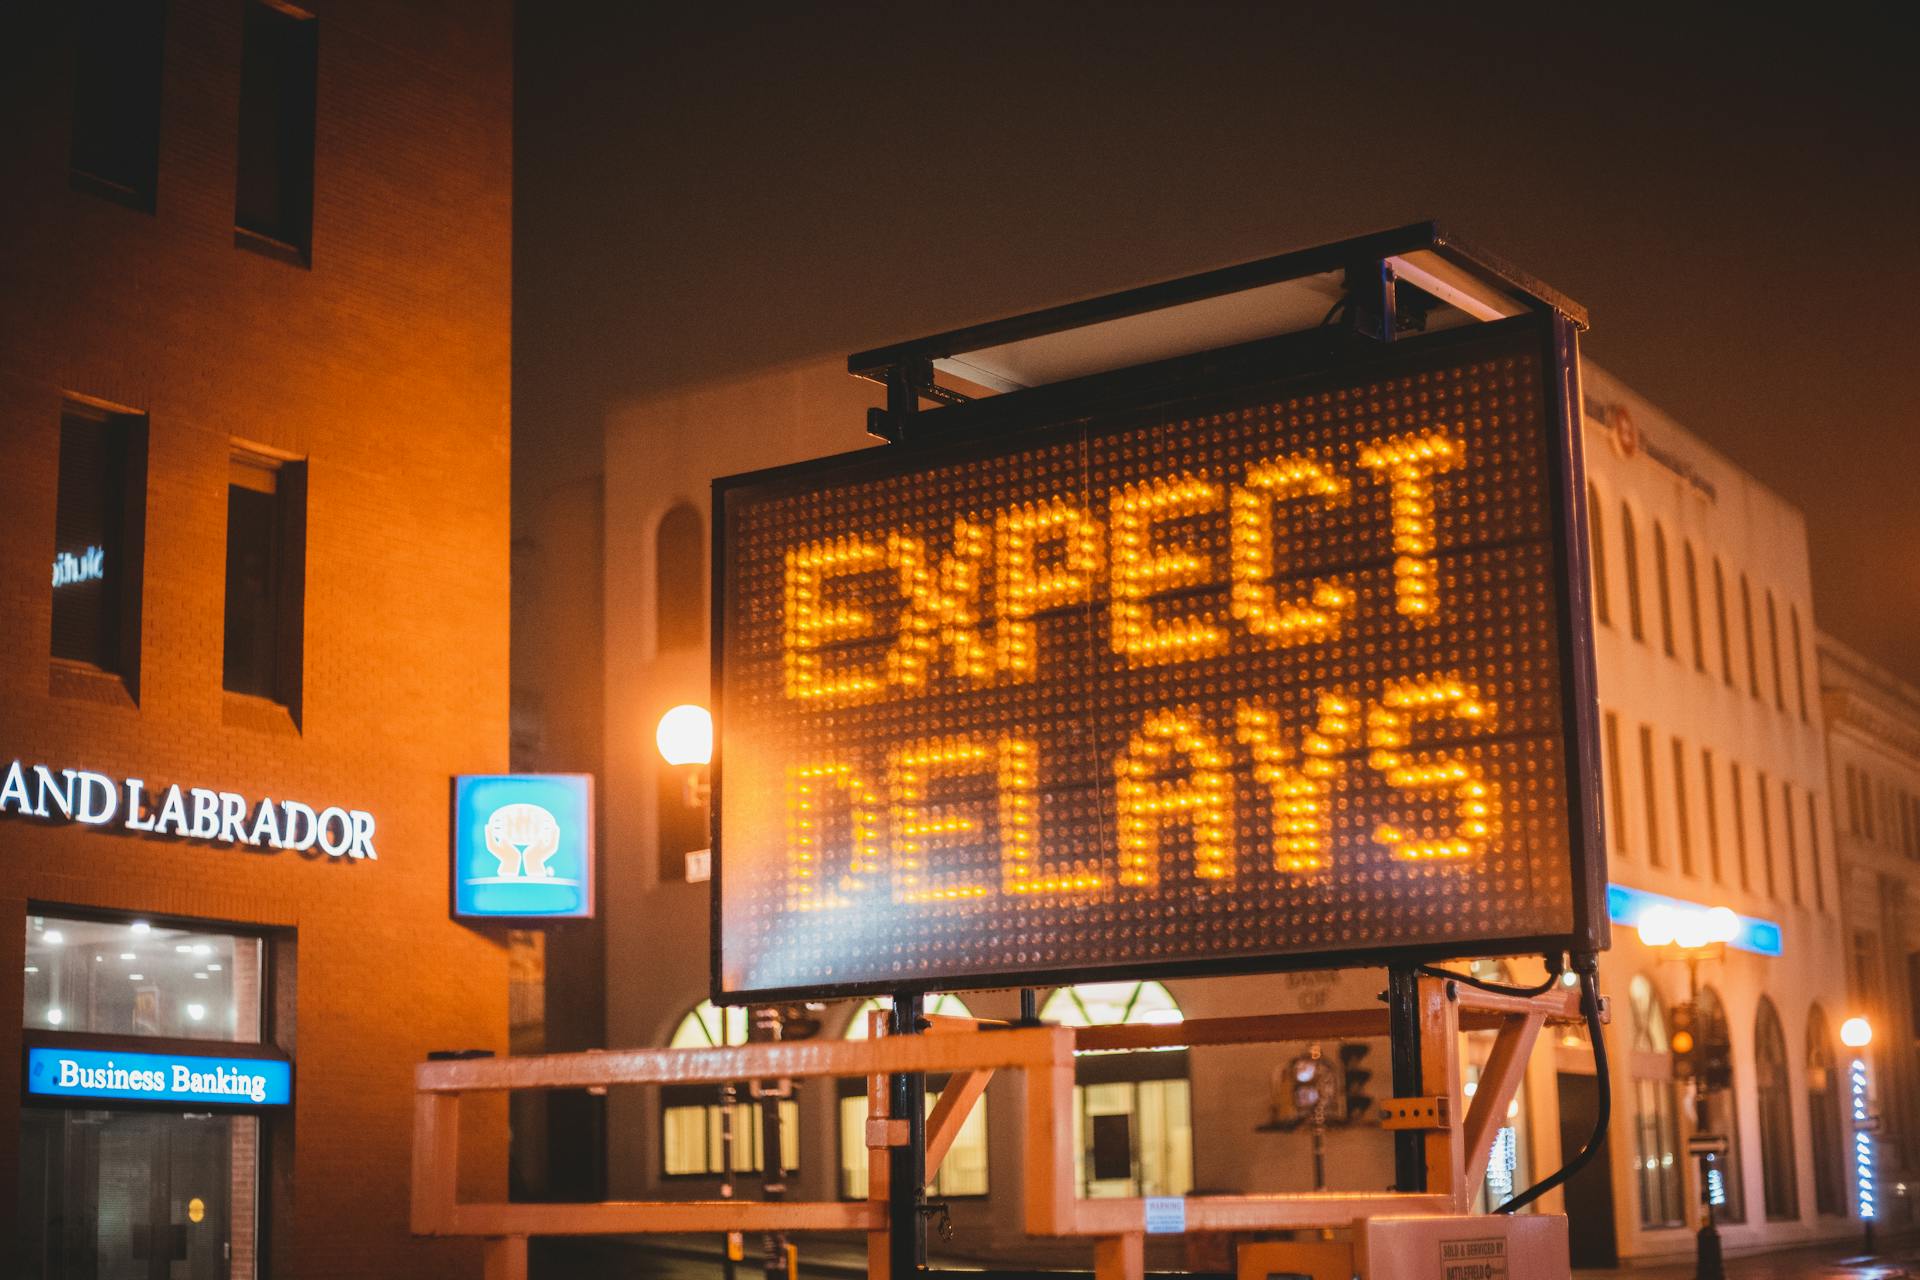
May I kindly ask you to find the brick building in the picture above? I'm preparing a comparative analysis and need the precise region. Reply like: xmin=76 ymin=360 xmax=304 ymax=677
xmin=0 ymin=1 xmax=512 ymax=1276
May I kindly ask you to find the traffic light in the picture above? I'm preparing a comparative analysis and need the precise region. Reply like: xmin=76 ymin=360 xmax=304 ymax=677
xmin=1669 ymin=1002 xmax=1699 ymax=1082
xmin=1289 ymin=1053 xmax=1329 ymax=1115
xmin=1338 ymin=1042 xmax=1374 ymax=1123
xmin=1699 ymin=1028 xmax=1733 ymax=1092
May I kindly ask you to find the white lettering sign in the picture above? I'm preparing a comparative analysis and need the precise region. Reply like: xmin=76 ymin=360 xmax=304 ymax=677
xmin=51 ymin=545 xmax=106 ymax=588
xmin=0 ymin=758 xmax=377 ymax=860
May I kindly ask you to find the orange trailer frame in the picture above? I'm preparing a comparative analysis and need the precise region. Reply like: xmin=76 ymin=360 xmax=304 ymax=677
xmin=412 ymin=976 xmax=1584 ymax=1280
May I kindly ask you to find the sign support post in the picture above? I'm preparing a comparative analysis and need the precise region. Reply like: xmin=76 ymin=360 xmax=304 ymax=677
xmin=1388 ymin=966 xmax=1426 ymax=1193
xmin=888 ymin=993 xmax=927 ymax=1279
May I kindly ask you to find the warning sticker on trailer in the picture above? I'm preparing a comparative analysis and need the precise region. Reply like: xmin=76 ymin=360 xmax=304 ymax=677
xmin=1440 ymin=1237 xmax=1507 ymax=1280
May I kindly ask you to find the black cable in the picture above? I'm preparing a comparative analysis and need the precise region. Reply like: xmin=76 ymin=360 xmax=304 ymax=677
xmin=1495 ymin=955 xmax=1607 ymax=1215
xmin=1417 ymin=954 xmax=1565 ymax=999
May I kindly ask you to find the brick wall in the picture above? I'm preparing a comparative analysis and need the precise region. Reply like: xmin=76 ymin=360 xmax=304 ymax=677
xmin=0 ymin=1 xmax=512 ymax=1275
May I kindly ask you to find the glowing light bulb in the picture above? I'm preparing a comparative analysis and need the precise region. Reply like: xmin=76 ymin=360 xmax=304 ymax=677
xmin=655 ymin=704 xmax=713 ymax=767
xmin=1636 ymin=904 xmax=1677 ymax=948
xmin=1842 ymin=1017 xmax=1873 ymax=1048
xmin=1705 ymin=907 xmax=1740 ymax=945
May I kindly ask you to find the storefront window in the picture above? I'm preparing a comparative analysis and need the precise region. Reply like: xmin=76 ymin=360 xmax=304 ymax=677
xmin=661 ymin=1000 xmax=796 ymax=1177
xmin=20 ymin=910 xmax=275 ymax=1280
xmin=1462 ymin=961 xmax=1532 ymax=1212
xmin=1754 ymin=997 xmax=1800 ymax=1220
xmin=838 ymin=995 xmax=988 ymax=1198
xmin=25 ymin=914 xmax=263 ymax=1042
xmin=1695 ymin=987 xmax=1746 ymax=1223
xmin=1806 ymin=1005 xmax=1847 ymax=1217
xmin=1628 ymin=974 xmax=1685 ymax=1228
xmin=1041 ymin=981 xmax=1192 ymax=1198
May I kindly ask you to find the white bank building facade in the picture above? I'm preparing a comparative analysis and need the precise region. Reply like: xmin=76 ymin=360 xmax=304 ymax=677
xmin=580 ymin=352 xmax=1864 ymax=1267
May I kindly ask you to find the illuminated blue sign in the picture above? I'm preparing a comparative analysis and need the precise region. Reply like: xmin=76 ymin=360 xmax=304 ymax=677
xmin=26 ymin=1046 xmax=291 ymax=1107
xmin=51 ymin=545 xmax=106 ymax=588
xmin=1853 ymin=1057 xmax=1876 ymax=1220
xmin=452 ymin=774 xmax=594 ymax=920
xmin=1605 ymin=884 xmax=1783 ymax=957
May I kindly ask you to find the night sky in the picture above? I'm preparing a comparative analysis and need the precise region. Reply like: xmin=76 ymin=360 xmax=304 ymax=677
xmin=516 ymin=3 xmax=1919 ymax=684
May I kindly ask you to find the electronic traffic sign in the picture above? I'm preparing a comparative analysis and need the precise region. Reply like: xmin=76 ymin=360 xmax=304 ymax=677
xmin=713 ymin=315 xmax=1604 ymax=1001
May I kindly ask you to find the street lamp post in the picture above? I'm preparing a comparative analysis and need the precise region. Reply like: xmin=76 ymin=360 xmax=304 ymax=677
xmin=1638 ymin=904 xmax=1741 ymax=1280
xmin=655 ymin=704 xmax=729 ymax=1276
xmin=1680 ymin=948 xmax=1723 ymax=1280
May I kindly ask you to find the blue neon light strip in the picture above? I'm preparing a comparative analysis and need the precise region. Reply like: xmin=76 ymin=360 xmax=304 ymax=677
xmin=1605 ymin=884 xmax=1784 ymax=957
xmin=26 ymin=1046 xmax=292 ymax=1107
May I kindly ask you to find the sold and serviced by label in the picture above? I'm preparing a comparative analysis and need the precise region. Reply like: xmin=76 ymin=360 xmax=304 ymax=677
xmin=1439 ymin=1237 xmax=1507 ymax=1280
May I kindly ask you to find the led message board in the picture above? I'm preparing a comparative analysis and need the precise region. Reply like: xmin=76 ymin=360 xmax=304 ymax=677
xmin=714 ymin=318 xmax=1602 ymax=1001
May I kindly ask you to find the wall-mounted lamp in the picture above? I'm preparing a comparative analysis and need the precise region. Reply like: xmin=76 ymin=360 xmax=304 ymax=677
xmin=655 ymin=704 xmax=712 ymax=807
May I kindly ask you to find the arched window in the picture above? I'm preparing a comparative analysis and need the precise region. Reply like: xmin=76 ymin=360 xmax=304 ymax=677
xmin=1653 ymin=523 xmax=1676 ymax=658
xmin=1621 ymin=504 xmax=1645 ymax=643
xmin=1713 ymin=559 xmax=1733 ymax=686
xmin=1683 ymin=541 xmax=1705 ymax=672
xmin=838 ymin=995 xmax=988 ymax=1198
xmin=1696 ymin=988 xmax=1746 ymax=1222
xmin=1042 ymin=981 xmax=1192 ymax=1198
xmin=655 ymin=502 xmax=705 ymax=654
xmin=1765 ymin=590 xmax=1785 ymax=712
xmin=1754 ymin=997 xmax=1799 ymax=1220
xmin=1740 ymin=574 xmax=1761 ymax=700
xmin=1791 ymin=606 xmax=1809 ymax=721
xmin=1806 ymin=1006 xmax=1846 ymax=1216
xmin=671 ymin=1000 xmax=747 ymax=1048
xmin=1587 ymin=484 xmax=1611 ymax=627
xmin=662 ymin=1001 xmax=797 ymax=1178
xmin=1627 ymin=975 xmax=1685 ymax=1227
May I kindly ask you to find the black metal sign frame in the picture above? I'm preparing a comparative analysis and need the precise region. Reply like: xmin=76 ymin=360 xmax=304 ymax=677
xmin=710 ymin=305 xmax=1605 ymax=1006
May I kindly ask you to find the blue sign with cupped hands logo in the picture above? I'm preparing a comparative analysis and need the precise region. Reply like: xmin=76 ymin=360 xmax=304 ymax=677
xmin=452 ymin=774 xmax=594 ymax=919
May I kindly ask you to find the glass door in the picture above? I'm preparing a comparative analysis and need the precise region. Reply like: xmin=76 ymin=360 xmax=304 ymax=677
xmin=18 ymin=1108 xmax=245 ymax=1280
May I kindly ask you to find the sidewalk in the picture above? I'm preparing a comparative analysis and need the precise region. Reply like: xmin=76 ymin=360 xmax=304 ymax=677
xmin=1575 ymin=1235 xmax=1920 ymax=1280
xmin=533 ymin=1231 xmax=1920 ymax=1279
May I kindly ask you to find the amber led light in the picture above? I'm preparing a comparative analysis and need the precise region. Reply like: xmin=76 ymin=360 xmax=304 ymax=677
xmin=718 ymin=327 xmax=1585 ymax=998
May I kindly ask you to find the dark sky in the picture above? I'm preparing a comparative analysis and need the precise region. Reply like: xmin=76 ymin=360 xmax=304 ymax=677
xmin=516 ymin=2 xmax=1920 ymax=684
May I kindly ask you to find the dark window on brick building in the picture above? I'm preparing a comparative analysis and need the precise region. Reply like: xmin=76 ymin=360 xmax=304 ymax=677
xmin=51 ymin=400 xmax=147 ymax=689
xmin=234 ymin=1 xmax=317 ymax=260
xmin=655 ymin=502 xmax=704 ymax=653
xmin=222 ymin=452 xmax=305 ymax=716
xmin=68 ymin=0 xmax=166 ymax=210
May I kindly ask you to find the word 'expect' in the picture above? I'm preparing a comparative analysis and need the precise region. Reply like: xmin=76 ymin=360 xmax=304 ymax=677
xmin=783 ymin=432 xmax=1462 ymax=702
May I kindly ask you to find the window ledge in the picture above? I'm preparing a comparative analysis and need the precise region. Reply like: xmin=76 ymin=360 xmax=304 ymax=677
xmin=69 ymin=168 xmax=156 ymax=214
xmin=222 ymin=691 xmax=301 ymax=736
xmin=49 ymin=659 xmax=137 ymax=709
xmin=234 ymin=225 xmax=311 ymax=268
